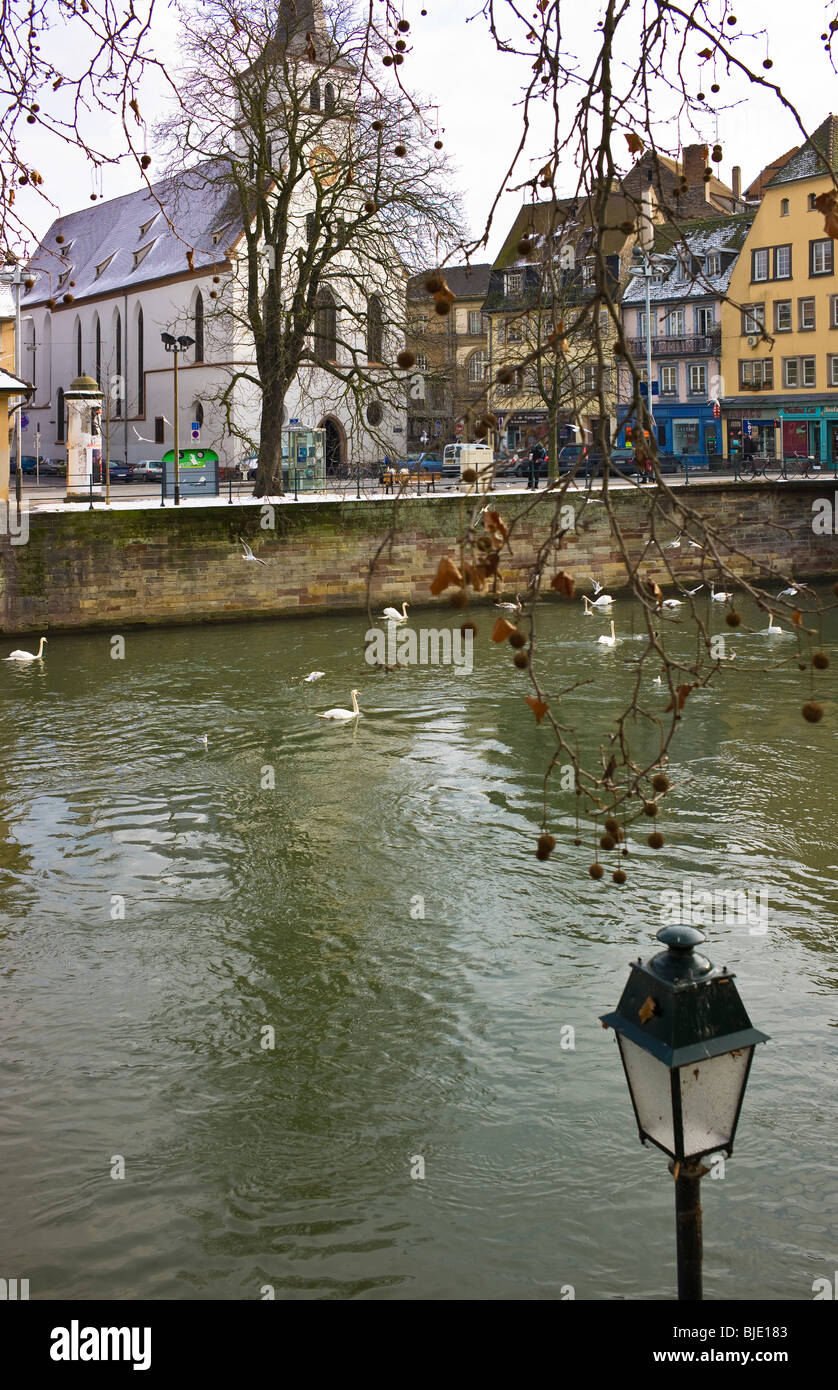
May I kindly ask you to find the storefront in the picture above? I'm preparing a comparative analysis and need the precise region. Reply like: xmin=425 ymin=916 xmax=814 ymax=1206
xmin=617 ymin=400 xmax=720 ymax=465
xmin=724 ymin=399 xmax=838 ymax=465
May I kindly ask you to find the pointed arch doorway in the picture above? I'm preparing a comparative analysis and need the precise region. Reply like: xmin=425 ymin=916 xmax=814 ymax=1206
xmin=320 ymin=415 xmax=345 ymax=475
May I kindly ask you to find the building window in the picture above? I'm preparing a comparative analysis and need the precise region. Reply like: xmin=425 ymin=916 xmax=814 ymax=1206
xmin=95 ymin=317 xmax=101 ymax=387
xmin=809 ymin=192 xmax=818 ymax=211
xmin=482 ymin=314 xmax=490 ymax=333
xmin=506 ymin=271 xmax=523 ymax=296
xmin=76 ymin=319 xmax=82 ymax=375
xmin=752 ymin=248 xmax=769 ymax=282
xmin=739 ymin=358 xmax=773 ymax=387
xmin=56 ymin=386 xmax=65 ymax=441
xmin=324 ymin=83 xmax=336 ymax=115
xmin=666 ymin=309 xmax=684 ymax=335
xmin=581 ymin=364 xmax=597 ymax=393
xmin=741 ymin=304 xmax=765 ymax=334
xmin=416 ymin=352 xmax=428 ymax=371
xmin=194 ymin=292 xmax=204 ymax=363
xmin=780 ymin=198 xmax=790 ymax=216
xmin=194 ymin=401 xmax=204 ymax=426
xmin=830 ymin=355 xmax=838 ymax=386
xmin=310 ymin=82 xmax=320 ymax=111
xmin=774 ymin=245 xmax=791 ymax=279
xmin=467 ymin=349 xmax=489 ymax=383
xmin=810 ymin=239 xmax=834 ymax=275
xmin=506 ymin=317 xmax=522 ymax=343
xmin=155 ymin=416 xmax=165 ymax=444
xmin=468 ymin=310 xmax=482 ymax=335
xmin=688 ymin=363 xmax=707 ymax=394
xmin=366 ymin=293 xmax=383 ymax=362
xmin=366 ymin=401 xmax=383 ymax=426
xmin=313 ymin=288 xmax=337 ymax=361
xmin=706 ymin=252 xmax=721 ymax=275
xmin=115 ymin=313 xmax=122 ymax=416
xmin=799 ymin=297 xmax=815 ymax=330
xmin=673 ymin=419 xmax=701 ymax=455
xmin=783 ymin=357 xmax=799 ymax=387
xmin=831 ymin=295 xmax=838 ymax=327
xmin=774 ymin=300 xmax=792 ymax=332
xmin=802 ymin=356 xmax=816 ymax=386
xmin=659 ymin=364 xmax=677 ymax=395
xmin=581 ymin=257 xmax=596 ymax=286
xmin=636 ymin=310 xmax=647 ymax=336
xmin=694 ymin=306 xmax=714 ymax=334
xmin=137 ymin=307 xmax=144 ymax=413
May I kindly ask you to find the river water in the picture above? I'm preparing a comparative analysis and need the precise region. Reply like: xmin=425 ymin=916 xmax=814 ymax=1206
xmin=1 ymin=593 xmax=836 ymax=1300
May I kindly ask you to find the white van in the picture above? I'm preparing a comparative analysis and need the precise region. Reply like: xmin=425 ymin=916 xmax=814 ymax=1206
xmin=442 ymin=442 xmax=496 ymax=485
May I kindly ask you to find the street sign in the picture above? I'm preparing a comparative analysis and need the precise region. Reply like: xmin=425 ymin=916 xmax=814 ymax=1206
xmin=191 ymin=422 xmax=200 ymax=441
xmin=455 ymin=420 xmax=463 ymax=436
xmin=21 ymin=414 xmax=28 ymax=429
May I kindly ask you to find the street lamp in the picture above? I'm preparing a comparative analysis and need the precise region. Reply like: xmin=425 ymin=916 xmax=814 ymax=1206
xmin=161 ymin=332 xmax=195 ymax=505
xmin=600 ymin=925 xmax=768 ymax=1301
xmin=0 ymin=261 xmax=28 ymax=511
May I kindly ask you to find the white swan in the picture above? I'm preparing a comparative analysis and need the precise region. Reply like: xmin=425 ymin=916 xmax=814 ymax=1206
xmin=495 ymin=594 xmax=522 ymax=614
xmin=316 ymin=689 xmax=361 ymax=721
xmin=5 ymin=636 xmax=47 ymax=662
xmin=709 ymin=582 xmax=731 ymax=602
xmin=597 ymin=620 xmax=616 ymax=648
xmin=303 ymin=671 xmax=325 ymax=682
xmin=380 ymin=602 xmax=409 ymax=623
xmin=584 ymin=593 xmax=614 ymax=612
xmin=661 ymin=598 xmax=683 ymax=610
xmin=765 ymin=613 xmax=784 ymax=635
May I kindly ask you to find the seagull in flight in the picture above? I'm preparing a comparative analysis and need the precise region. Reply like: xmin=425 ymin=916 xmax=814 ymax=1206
xmin=132 ymin=425 xmax=154 ymax=443
xmin=238 ymin=537 xmax=267 ymax=565
xmin=776 ymin=584 xmax=799 ymax=599
xmin=303 ymin=671 xmax=325 ymax=682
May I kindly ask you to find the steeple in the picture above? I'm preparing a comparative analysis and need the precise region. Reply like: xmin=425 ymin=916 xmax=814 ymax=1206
xmin=276 ymin=0 xmax=329 ymax=49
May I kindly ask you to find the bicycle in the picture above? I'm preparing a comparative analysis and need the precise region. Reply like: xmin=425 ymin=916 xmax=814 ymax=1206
xmin=781 ymin=455 xmax=824 ymax=479
xmin=737 ymin=454 xmax=783 ymax=481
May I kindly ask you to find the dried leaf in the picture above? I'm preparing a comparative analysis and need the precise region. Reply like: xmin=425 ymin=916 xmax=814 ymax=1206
xmin=463 ymin=561 xmax=486 ymax=592
xmin=814 ymin=191 xmax=838 ymax=239
xmin=638 ymin=995 xmax=657 ymax=1024
xmin=625 ymin=132 xmax=644 ymax=154
xmin=129 ymin=97 xmax=141 ymax=123
xmin=492 ymin=616 xmax=516 ymax=643
xmin=430 ymin=556 xmax=463 ymax=595
xmin=665 ymin=683 xmax=694 ymax=712
xmin=792 ymin=609 xmax=803 ymax=625
xmin=483 ymin=509 xmax=508 ymax=544
xmin=186 ymin=248 xmax=194 ymax=270
xmin=525 ymin=695 xmax=549 ymax=724
xmin=550 ymin=570 xmax=575 ymax=598
xmin=697 ymin=46 xmax=714 ymax=59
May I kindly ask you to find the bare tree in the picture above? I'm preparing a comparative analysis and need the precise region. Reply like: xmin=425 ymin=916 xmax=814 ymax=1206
xmin=157 ymin=0 xmax=462 ymax=494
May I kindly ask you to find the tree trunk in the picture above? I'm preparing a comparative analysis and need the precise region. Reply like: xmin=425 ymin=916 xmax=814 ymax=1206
xmin=253 ymin=384 xmax=286 ymax=496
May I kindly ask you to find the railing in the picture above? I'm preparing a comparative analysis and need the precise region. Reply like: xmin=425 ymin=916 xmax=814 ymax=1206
xmin=626 ymin=334 xmax=720 ymax=357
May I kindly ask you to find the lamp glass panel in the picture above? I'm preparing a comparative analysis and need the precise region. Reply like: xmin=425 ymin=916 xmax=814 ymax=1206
xmin=617 ymin=1036 xmax=675 ymax=1154
xmin=678 ymin=1048 xmax=752 ymax=1159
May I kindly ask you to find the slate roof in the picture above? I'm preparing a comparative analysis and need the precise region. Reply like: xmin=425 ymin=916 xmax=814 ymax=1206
xmin=744 ymin=147 xmax=799 ymax=200
xmin=22 ymin=162 xmax=244 ymax=308
xmin=407 ymin=263 xmax=492 ymax=303
xmin=767 ymin=115 xmax=838 ymax=185
xmin=0 ymin=367 xmax=31 ymax=392
xmin=622 ymin=213 xmax=753 ymax=303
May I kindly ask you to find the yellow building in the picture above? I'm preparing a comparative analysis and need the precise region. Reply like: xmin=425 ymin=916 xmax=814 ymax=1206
xmin=721 ymin=114 xmax=838 ymax=464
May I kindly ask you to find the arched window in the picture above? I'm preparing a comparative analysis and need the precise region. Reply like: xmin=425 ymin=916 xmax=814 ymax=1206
xmin=137 ymin=306 xmax=144 ymax=413
xmin=324 ymin=83 xmax=336 ymax=114
xmin=313 ymin=288 xmax=337 ymax=362
xmin=115 ymin=312 xmax=122 ymax=417
xmin=366 ymin=294 xmax=383 ymax=362
xmin=310 ymin=81 xmax=320 ymax=111
xmin=194 ymin=292 xmax=204 ymax=363
xmin=193 ymin=401 xmax=204 ymax=426
xmin=56 ymin=386 xmax=65 ymax=441
xmin=95 ymin=315 xmax=101 ymax=387
xmin=76 ymin=319 xmax=82 ymax=376
xmin=468 ymin=349 xmax=489 ymax=383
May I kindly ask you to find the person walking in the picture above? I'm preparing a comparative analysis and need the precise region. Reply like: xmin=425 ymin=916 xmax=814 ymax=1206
xmin=527 ymin=440 xmax=545 ymax=490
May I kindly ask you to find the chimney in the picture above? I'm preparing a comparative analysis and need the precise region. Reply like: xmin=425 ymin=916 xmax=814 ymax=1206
xmin=682 ymin=143 xmax=710 ymax=198
xmin=731 ymin=165 xmax=742 ymax=202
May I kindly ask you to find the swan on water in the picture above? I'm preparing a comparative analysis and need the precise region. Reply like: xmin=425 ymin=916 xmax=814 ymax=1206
xmin=597 ymin=620 xmax=617 ymax=648
xmin=316 ymin=689 xmax=361 ymax=721
xmin=380 ymin=603 xmax=409 ymax=623
xmin=5 ymin=636 xmax=47 ymax=662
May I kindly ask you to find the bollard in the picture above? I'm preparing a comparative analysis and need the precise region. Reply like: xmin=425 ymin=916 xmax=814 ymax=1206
xmin=294 ymin=468 xmax=298 ymax=501
xmin=228 ymin=468 xmax=233 ymax=504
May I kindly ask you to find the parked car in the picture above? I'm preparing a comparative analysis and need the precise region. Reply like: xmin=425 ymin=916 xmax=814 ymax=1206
xmin=108 ymin=462 xmax=133 ymax=483
xmin=130 ymin=460 xmax=163 ymax=484
xmin=10 ymin=455 xmax=39 ymax=474
xmin=40 ymin=458 xmax=65 ymax=476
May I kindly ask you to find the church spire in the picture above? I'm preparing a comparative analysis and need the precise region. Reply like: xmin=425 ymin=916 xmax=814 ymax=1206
xmin=276 ymin=0 xmax=329 ymax=46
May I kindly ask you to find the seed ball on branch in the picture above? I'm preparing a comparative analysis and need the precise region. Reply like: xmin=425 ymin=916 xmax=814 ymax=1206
xmin=802 ymin=701 xmax=824 ymax=723
xmin=140 ymin=154 xmax=151 ymax=169
xmin=508 ymin=629 xmax=527 ymax=649
xmin=727 ymin=14 xmax=737 ymax=23
xmin=710 ymin=83 xmax=720 ymax=93
xmin=725 ymin=610 xmax=741 ymax=627
xmin=648 ymin=831 xmax=665 ymax=849
xmin=461 ymin=467 xmax=477 ymax=482
xmin=395 ymin=40 xmax=407 ymax=51
xmin=434 ymin=140 xmax=443 ymax=150
xmin=396 ymin=349 xmax=415 ymax=369
xmin=536 ymin=833 xmax=556 ymax=861
xmin=56 ymin=234 xmax=64 ymax=243
xmin=513 ymin=651 xmax=529 ymax=670
xmin=763 ymin=58 xmax=773 ymax=69
xmin=398 ymin=18 xmax=410 ymax=31
xmin=382 ymin=54 xmax=394 ymax=66
xmin=612 ymin=868 xmax=627 ymax=885
xmin=372 ymin=120 xmax=383 ymax=132
xmin=364 ymin=200 xmax=377 ymax=214
xmin=424 ymin=273 xmax=444 ymax=293
xmin=696 ymin=92 xmax=705 ymax=101
xmin=517 ymin=235 xmax=534 ymax=256
xmin=600 ymin=833 xmax=617 ymax=851
xmin=394 ymin=143 xmax=407 ymax=157
xmin=26 ymin=114 xmax=36 ymax=124
xmin=393 ymin=53 xmax=404 ymax=65
xmin=434 ymin=299 xmax=451 ymax=315
xmin=642 ymin=801 xmax=658 ymax=817
xmin=604 ymin=817 xmax=620 ymax=836
xmin=62 ymin=293 xmax=73 ymax=303
xmin=712 ymin=144 xmax=723 ymax=162
xmin=798 ymin=661 xmax=807 ymax=671
xmin=813 ymin=652 xmax=830 ymax=670
xmin=461 ymin=621 xmax=478 ymax=635
xmin=573 ymin=837 xmax=582 ymax=846
xmin=589 ymin=862 xmax=604 ymax=880
xmin=652 ymin=772 xmax=669 ymax=793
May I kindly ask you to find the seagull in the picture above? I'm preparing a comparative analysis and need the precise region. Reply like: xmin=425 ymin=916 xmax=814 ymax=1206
xmin=776 ymin=585 xmax=799 ymax=599
xmin=709 ymin=581 xmax=731 ymax=602
xmin=589 ymin=576 xmax=608 ymax=597
xmin=380 ymin=602 xmax=409 ymax=623
xmin=238 ymin=537 xmax=267 ymax=566
xmin=686 ymin=584 xmax=704 ymax=595
xmin=303 ymin=671 xmax=325 ymax=682
xmin=132 ymin=425 xmax=154 ymax=443
xmin=5 ymin=636 xmax=47 ymax=662
xmin=665 ymin=535 xmax=682 ymax=550
xmin=198 ymin=734 xmax=208 ymax=747
xmin=494 ymin=594 xmax=522 ymax=614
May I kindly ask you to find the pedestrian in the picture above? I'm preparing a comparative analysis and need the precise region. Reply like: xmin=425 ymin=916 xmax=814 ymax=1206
xmin=528 ymin=440 xmax=545 ymax=490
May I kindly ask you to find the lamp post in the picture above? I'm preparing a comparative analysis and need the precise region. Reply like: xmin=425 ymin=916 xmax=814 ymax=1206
xmin=161 ymin=332 xmax=195 ymax=505
xmin=600 ymin=925 xmax=769 ymax=1301
xmin=0 ymin=262 xmax=27 ymax=510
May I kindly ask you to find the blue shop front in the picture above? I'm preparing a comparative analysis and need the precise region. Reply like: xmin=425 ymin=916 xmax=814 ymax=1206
xmin=616 ymin=396 xmax=722 ymax=466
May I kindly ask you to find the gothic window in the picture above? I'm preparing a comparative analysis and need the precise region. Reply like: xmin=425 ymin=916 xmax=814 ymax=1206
xmin=313 ymin=288 xmax=337 ymax=361
xmin=76 ymin=320 xmax=82 ymax=376
xmin=194 ymin=292 xmax=205 ymax=363
xmin=56 ymin=386 xmax=65 ymax=441
xmin=310 ymin=82 xmax=320 ymax=112
xmin=137 ymin=307 xmax=144 ymax=413
xmin=366 ymin=294 xmax=383 ymax=362
xmin=324 ymin=83 xmax=336 ymax=114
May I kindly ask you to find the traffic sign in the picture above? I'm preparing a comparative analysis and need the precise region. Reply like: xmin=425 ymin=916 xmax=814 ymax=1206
xmin=21 ymin=414 xmax=29 ymax=429
xmin=455 ymin=420 xmax=463 ymax=436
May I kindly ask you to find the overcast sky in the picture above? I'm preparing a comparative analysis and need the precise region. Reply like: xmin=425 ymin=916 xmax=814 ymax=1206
xmin=15 ymin=0 xmax=838 ymax=261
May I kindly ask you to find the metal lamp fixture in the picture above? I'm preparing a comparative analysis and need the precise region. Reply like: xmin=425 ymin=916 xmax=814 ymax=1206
xmin=601 ymin=925 xmax=769 ymax=1298
xmin=160 ymin=333 xmax=196 ymax=505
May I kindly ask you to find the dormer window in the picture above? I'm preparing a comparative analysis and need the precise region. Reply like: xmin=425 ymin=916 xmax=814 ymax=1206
xmin=139 ymin=216 xmax=157 ymax=238
xmin=211 ymin=230 xmax=223 ymax=246
xmin=506 ymin=271 xmax=523 ymax=296
xmin=706 ymin=252 xmax=721 ymax=276
xmin=95 ymin=253 xmax=115 ymax=280
xmin=133 ymin=240 xmax=155 ymax=270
